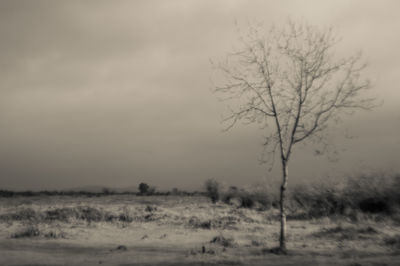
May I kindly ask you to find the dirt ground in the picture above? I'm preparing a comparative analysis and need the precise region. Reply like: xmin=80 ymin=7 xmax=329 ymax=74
xmin=1 ymin=195 xmax=399 ymax=266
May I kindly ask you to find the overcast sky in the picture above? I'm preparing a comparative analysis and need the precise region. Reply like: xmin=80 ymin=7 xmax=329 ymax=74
xmin=0 ymin=0 xmax=399 ymax=191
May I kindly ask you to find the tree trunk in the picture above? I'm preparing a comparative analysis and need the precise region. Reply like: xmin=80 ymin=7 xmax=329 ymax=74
xmin=279 ymin=162 xmax=288 ymax=253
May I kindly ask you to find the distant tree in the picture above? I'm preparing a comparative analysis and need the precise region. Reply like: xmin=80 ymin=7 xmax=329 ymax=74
xmin=172 ymin=188 xmax=179 ymax=195
xmin=138 ymin=182 xmax=150 ymax=195
xmin=204 ymin=178 xmax=220 ymax=203
xmin=102 ymin=187 xmax=112 ymax=195
xmin=215 ymin=20 xmax=376 ymax=253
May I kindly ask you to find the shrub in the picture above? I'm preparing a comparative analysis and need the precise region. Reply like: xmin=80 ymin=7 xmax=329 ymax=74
xmin=384 ymin=235 xmax=400 ymax=249
xmin=145 ymin=205 xmax=157 ymax=212
xmin=289 ymin=184 xmax=347 ymax=218
xmin=204 ymin=179 xmax=220 ymax=203
xmin=391 ymin=174 xmax=400 ymax=204
xmin=222 ymin=186 xmax=272 ymax=210
xmin=117 ymin=212 xmax=133 ymax=223
xmin=287 ymin=172 xmax=400 ymax=219
xmin=12 ymin=225 xmax=40 ymax=238
xmin=345 ymin=173 xmax=400 ymax=214
xmin=188 ymin=216 xmax=212 ymax=229
xmin=358 ymin=197 xmax=390 ymax=213
xmin=210 ymin=235 xmax=236 ymax=247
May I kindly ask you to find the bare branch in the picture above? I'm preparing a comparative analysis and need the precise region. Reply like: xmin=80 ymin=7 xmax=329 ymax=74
xmin=215 ymin=20 xmax=376 ymax=167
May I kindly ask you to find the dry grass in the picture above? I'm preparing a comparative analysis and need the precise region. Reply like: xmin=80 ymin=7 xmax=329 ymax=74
xmin=313 ymin=225 xmax=379 ymax=240
xmin=0 ymin=195 xmax=399 ymax=265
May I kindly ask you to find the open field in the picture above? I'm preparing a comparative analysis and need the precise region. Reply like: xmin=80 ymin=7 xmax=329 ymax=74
xmin=1 ymin=195 xmax=400 ymax=266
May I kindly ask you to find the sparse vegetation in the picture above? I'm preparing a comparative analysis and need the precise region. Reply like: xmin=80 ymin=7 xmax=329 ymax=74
xmin=0 ymin=188 xmax=203 ymax=198
xmin=0 ymin=189 xmax=135 ymax=197
xmin=0 ymin=191 xmax=400 ymax=265
xmin=0 ymin=206 xmax=136 ymax=224
xmin=1 ymin=173 xmax=398 ymax=222
xmin=1 ymin=174 xmax=399 ymax=265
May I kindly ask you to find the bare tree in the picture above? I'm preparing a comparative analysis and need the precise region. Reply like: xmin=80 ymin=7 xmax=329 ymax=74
xmin=214 ymin=20 xmax=376 ymax=253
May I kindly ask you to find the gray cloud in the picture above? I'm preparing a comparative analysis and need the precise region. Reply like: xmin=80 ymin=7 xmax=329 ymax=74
xmin=0 ymin=0 xmax=399 ymax=190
